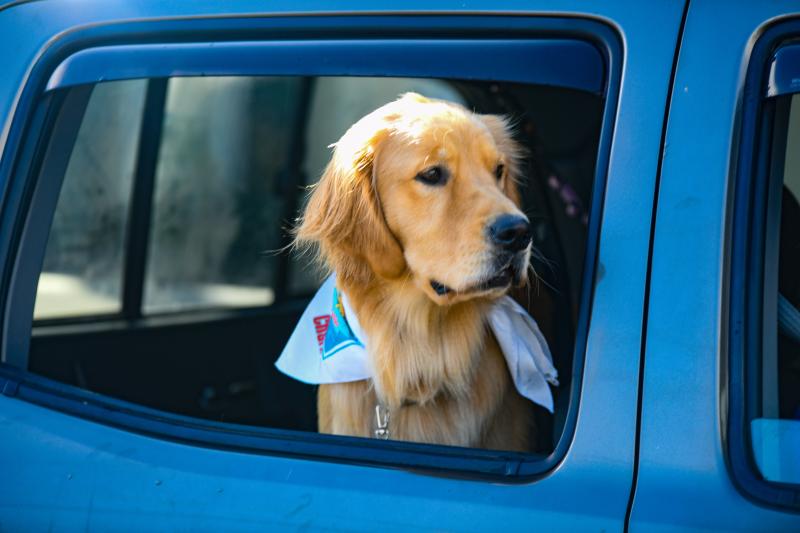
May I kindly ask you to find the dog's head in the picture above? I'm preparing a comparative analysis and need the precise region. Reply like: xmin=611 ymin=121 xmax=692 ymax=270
xmin=296 ymin=93 xmax=530 ymax=304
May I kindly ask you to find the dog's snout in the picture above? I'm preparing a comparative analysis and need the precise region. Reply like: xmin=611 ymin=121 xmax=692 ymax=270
xmin=488 ymin=214 xmax=531 ymax=252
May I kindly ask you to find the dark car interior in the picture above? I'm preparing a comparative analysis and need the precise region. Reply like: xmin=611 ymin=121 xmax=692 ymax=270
xmin=779 ymin=186 xmax=800 ymax=420
xmin=28 ymin=76 xmax=603 ymax=454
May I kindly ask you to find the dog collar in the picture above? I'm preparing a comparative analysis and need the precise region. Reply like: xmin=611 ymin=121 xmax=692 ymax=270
xmin=275 ymin=274 xmax=559 ymax=412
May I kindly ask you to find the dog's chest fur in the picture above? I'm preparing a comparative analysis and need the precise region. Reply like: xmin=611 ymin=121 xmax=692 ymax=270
xmin=317 ymin=282 xmax=531 ymax=451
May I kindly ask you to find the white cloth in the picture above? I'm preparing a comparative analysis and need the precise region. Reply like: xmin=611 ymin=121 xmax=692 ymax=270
xmin=275 ymin=275 xmax=559 ymax=412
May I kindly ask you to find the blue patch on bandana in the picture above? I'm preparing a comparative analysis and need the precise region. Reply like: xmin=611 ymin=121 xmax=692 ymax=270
xmin=321 ymin=287 xmax=363 ymax=359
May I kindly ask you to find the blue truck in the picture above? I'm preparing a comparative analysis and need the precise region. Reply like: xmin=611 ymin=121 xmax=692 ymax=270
xmin=0 ymin=0 xmax=799 ymax=530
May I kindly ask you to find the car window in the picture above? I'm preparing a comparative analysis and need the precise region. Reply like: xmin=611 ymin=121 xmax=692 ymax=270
xmin=144 ymin=77 xmax=298 ymax=313
xmin=23 ymin=61 xmax=609 ymax=467
xmin=34 ymin=80 xmax=147 ymax=319
xmin=751 ymin=92 xmax=800 ymax=485
xmin=775 ymin=94 xmax=800 ymax=421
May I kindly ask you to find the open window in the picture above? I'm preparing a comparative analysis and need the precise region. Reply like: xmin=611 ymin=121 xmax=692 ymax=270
xmin=0 ymin=18 xmax=619 ymax=478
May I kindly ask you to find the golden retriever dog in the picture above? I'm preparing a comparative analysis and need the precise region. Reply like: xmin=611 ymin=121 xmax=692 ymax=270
xmin=296 ymin=93 xmax=534 ymax=452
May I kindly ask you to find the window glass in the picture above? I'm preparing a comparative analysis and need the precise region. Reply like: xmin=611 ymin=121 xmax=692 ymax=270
xmin=751 ymin=93 xmax=800 ymax=484
xmin=144 ymin=77 xmax=299 ymax=313
xmin=777 ymin=94 xmax=800 ymax=420
xmin=33 ymin=80 xmax=147 ymax=319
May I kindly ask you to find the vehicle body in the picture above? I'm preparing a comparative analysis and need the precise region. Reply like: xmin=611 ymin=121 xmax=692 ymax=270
xmin=0 ymin=0 xmax=798 ymax=530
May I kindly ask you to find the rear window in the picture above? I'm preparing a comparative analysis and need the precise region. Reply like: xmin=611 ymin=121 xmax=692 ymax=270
xmin=750 ymin=92 xmax=800 ymax=485
xmin=730 ymin=34 xmax=800 ymax=509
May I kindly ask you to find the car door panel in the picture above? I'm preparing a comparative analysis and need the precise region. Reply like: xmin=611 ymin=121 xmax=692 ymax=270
xmin=631 ymin=0 xmax=800 ymax=529
xmin=0 ymin=1 xmax=684 ymax=530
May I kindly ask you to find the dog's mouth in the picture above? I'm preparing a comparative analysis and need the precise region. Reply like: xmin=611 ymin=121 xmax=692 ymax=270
xmin=430 ymin=264 xmax=518 ymax=297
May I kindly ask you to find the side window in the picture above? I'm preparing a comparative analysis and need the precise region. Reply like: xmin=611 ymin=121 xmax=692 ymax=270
xmin=34 ymin=81 xmax=146 ymax=320
xmin=751 ymin=92 xmax=800 ymax=485
xmin=772 ymin=94 xmax=800 ymax=421
xmin=776 ymin=95 xmax=800 ymax=422
xmin=144 ymin=77 xmax=299 ymax=313
xmin=12 ymin=33 xmax=617 ymax=476
xmin=733 ymin=39 xmax=800 ymax=504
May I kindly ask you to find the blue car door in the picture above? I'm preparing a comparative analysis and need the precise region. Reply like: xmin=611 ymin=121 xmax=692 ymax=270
xmin=631 ymin=0 xmax=800 ymax=529
xmin=0 ymin=1 xmax=683 ymax=530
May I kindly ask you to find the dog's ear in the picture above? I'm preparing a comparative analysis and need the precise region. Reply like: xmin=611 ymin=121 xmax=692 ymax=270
xmin=479 ymin=114 xmax=523 ymax=206
xmin=295 ymin=114 xmax=406 ymax=284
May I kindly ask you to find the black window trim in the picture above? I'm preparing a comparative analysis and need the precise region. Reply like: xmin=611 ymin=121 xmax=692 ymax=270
xmin=728 ymin=18 xmax=800 ymax=511
xmin=0 ymin=14 xmax=622 ymax=481
xmin=273 ymin=76 xmax=316 ymax=304
xmin=120 ymin=78 xmax=167 ymax=320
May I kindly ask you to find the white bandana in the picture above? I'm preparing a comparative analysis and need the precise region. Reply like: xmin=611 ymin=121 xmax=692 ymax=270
xmin=275 ymin=275 xmax=559 ymax=412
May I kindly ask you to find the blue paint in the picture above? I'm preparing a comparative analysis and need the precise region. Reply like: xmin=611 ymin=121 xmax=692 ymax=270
xmin=632 ymin=0 xmax=800 ymax=529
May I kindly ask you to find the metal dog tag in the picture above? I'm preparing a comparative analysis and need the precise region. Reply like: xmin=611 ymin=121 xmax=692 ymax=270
xmin=374 ymin=404 xmax=390 ymax=440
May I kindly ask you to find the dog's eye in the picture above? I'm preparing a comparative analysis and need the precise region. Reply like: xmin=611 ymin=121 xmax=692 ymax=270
xmin=415 ymin=166 xmax=448 ymax=186
xmin=495 ymin=163 xmax=505 ymax=181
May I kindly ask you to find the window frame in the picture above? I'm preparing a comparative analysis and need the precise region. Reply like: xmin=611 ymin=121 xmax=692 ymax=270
xmin=728 ymin=19 xmax=800 ymax=511
xmin=0 ymin=14 xmax=621 ymax=481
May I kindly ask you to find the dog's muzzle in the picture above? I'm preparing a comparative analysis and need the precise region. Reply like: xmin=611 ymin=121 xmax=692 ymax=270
xmin=430 ymin=214 xmax=531 ymax=296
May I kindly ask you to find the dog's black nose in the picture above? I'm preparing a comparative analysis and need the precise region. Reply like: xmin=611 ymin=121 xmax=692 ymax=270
xmin=488 ymin=214 xmax=531 ymax=252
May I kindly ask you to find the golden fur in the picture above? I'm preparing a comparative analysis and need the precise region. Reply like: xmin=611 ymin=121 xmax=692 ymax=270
xmin=296 ymin=93 xmax=533 ymax=452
